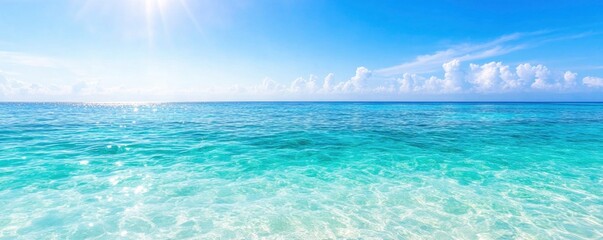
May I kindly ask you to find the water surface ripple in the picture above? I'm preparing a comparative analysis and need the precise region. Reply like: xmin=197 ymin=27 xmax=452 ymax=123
xmin=0 ymin=103 xmax=602 ymax=239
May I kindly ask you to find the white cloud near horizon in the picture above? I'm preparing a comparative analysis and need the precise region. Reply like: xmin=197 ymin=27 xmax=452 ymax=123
xmin=1 ymin=30 xmax=602 ymax=101
xmin=582 ymin=76 xmax=603 ymax=88
xmin=237 ymin=60 xmax=599 ymax=96
xmin=373 ymin=31 xmax=595 ymax=76
xmin=1 ymin=59 xmax=603 ymax=101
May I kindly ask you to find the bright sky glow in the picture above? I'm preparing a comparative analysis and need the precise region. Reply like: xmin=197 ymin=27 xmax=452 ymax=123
xmin=0 ymin=0 xmax=602 ymax=101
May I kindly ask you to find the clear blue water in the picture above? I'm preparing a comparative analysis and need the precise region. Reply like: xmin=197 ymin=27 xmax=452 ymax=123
xmin=0 ymin=102 xmax=602 ymax=239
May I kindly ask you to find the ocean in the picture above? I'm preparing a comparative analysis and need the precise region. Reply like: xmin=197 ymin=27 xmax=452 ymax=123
xmin=0 ymin=102 xmax=601 ymax=239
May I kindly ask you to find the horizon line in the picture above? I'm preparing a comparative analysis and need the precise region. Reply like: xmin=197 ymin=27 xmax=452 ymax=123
xmin=1 ymin=101 xmax=603 ymax=104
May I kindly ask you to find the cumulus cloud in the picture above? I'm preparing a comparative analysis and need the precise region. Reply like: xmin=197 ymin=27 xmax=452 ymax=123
xmin=2 ymin=28 xmax=601 ymax=102
xmin=238 ymin=59 xmax=600 ymax=97
xmin=396 ymin=63 xmax=462 ymax=94
xmin=255 ymin=78 xmax=284 ymax=93
xmin=328 ymin=60 xmax=598 ymax=96
xmin=0 ymin=71 xmax=184 ymax=101
xmin=289 ymin=75 xmax=318 ymax=93
xmin=468 ymin=62 xmax=506 ymax=91
xmin=563 ymin=71 xmax=577 ymax=87
xmin=1 ymin=58 xmax=602 ymax=102
xmin=334 ymin=67 xmax=371 ymax=92
xmin=582 ymin=76 xmax=603 ymax=88
xmin=441 ymin=59 xmax=463 ymax=92
xmin=322 ymin=73 xmax=334 ymax=92
xmin=390 ymin=60 xmax=571 ymax=94
xmin=0 ymin=76 xmax=71 ymax=99
xmin=464 ymin=62 xmax=573 ymax=92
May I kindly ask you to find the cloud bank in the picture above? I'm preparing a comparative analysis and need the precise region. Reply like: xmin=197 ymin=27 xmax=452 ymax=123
xmin=0 ymin=31 xmax=601 ymax=102
xmin=1 ymin=59 xmax=602 ymax=101
xmin=242 ymin=60 xmax=600 ymax=96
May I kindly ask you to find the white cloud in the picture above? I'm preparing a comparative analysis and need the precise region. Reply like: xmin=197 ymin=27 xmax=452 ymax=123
xmin=289 ymin=75 xmax=318 ymax=93
xmin=0 ymin=75 xmax=70 ymax=98
xmin=71 ymin=81 xmax=103 ymax=95
xmin=1 ymin=59 xmax=601 ymax=102
xmin=563 ymin=71 xmax=577 ymax=87
xmin=396 ymin=61 xmax=463 ymax=94
xmin=334 ymin=67 xmax=371 ymax=92
xmin=255 ymin=78 xmax=284 ymax=93
xmin=582 ymin=76 xmax=603 ymax=88
xmin=388 ymin=59 xmax=597 ymax=94
xmin=322 ymin=73 xmax=334 ymax=92
xmin=374 ymin=31 xmax=592 ymax=77
xmin=524 ymin=64 xmax=553 ymax=89
xmin=456 ymin=62 xmax=581 ymax=92
xmin=468 ymin=62 xmax=503 ymax=91
xmin=397 ymin=73 xmax=414 ymax=93
xmin=1 ymin=28 xmax=602 ymax=102
xmin=442 ymin=59 xmax=463 ymax=92
xmin=375 ymin=33 xmax=528 ymax=76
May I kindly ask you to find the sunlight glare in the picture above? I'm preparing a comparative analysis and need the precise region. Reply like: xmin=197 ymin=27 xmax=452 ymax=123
xmin=75 ymin=0 xmax=202 ymax=43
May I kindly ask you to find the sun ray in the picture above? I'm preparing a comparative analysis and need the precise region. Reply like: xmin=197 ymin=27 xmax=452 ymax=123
xmin=73 ymin=0 xmax=193 ymax=45
xmin=144 ymin=1 xmax=155 ymax=44
xmin=178 ymin=0 xmax=204 ymax=33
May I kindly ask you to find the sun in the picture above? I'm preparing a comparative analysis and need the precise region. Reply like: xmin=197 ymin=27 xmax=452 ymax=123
xmin=74 ymin=0 xmax=201 ymax=43
xmin=134 ymin=0 xmax=172 ymax=40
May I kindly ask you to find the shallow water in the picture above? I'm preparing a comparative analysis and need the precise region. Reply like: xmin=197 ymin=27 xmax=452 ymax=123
xmin=0 ymin=102 xmax=602 ymax=239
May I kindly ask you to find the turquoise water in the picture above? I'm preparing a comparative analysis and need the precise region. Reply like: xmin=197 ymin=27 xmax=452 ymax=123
xmin=0 ymin=102 xmax=602 ymax=239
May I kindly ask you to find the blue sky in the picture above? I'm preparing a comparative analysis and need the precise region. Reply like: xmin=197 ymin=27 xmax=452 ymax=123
xmin=0 ymin=0 xmax=602 ymax=101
